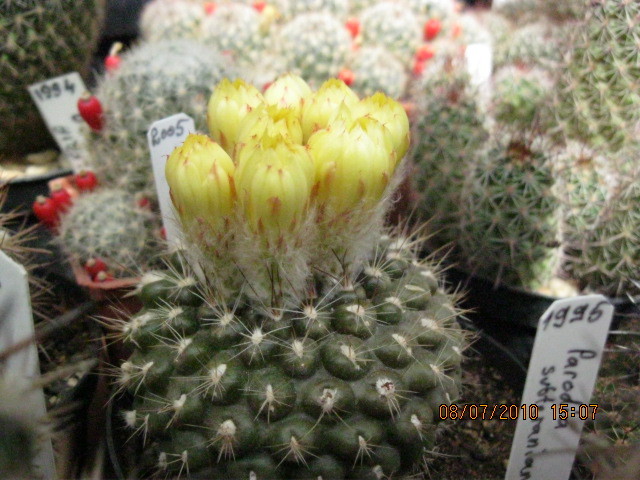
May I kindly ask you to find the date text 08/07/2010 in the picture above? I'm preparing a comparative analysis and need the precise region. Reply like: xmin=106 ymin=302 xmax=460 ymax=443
xmin=438 ymin=403 xmax=598 ymax=421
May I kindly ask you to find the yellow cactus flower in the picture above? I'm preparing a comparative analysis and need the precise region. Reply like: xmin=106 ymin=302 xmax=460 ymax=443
xmin=357 ymin=92 xmax=410 ymax=165
xmin=235 ymin=137 xmax=314 ymax=238
xmin=308 ymin=116 xmax=393 ymax=216
xmin=300 ymin=78 xmax=359 ymax=143
xmin=165 ymin=134 xmax=235 ymax=232
xmin=263 ymin=73 xmax=312 ymax=117
xmin=207 ymin=79 xmax=265 ymax=157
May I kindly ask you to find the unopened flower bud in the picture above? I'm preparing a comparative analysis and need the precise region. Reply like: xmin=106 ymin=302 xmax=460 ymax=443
xmin=263 ymin=73 xmax=312 ymax=117
xmin=300 ymin=78 xmax=359 ymax=142
xmin=165 ymin=134 xmax=235 ymax=233
xmin=207 ymin=79 xmax=265 ymax=157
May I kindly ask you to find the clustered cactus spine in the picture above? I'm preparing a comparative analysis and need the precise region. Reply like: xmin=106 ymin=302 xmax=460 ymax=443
xmin=115 ymin=74 xmax=466 ymax=479
xmin=57 ymin=188 xmax=160 ymax=275
xmin=139 ymin=0 xmax=206 ymax=43
xmin=0 ymin=0 xmax=104 ymax=156
xmin=84 ymin=40 xmax=233 ymax=197
xmin=345 ymin=46 xmax=409 ymax=100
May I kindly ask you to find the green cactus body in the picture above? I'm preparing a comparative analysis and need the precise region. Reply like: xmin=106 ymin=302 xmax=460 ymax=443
xmin=404 ymin=0 xmax=456 ymax=20
xmin=457 ymin=136 xmax=562 ymax=289
xmin=359 ymin=2 xmax=422 ymax=64
xmin=0 ymin=0 xmax=104 ymax=156
xmin=554 ymin=0 xmax=640 ymax=152
xmin=274 ymin=13 xmax=352 ymax=87
xmin=200 ymin=3 xmax=265 ymax=65
xmin=271 ymin=0 xmax=350 ymax=21
xmin=139 ymin=0 xmax=206 ymax=42
xmin=57 ymin=188 xmax=160 ymax=274
xmin=491 ymin=66 xmax=554 ymax=132
xmin=120 ymin=240 xmax=465 ymax=479
xmin=565 ymin=160 xmax=640 ymax=297
xmin=493 ymin=22 xmax=563 ymax=70
xmin=411 ymin=70 xmax=488 ymax=252
xmin=85 ymin=40 xmax=232 ymax=196
xmin=347 ymin=46 xmax=408 ymax=100
xmin=493 ymin=0 xmax=540 ymax=26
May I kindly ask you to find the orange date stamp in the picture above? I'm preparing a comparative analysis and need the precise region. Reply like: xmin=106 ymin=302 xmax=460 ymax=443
xmin=439 ymin=404 xmax=542 ymax=421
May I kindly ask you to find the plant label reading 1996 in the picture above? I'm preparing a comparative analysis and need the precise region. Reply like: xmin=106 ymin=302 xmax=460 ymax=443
xmin=147 ymin=113 xmax=196 ymax=246
xmin=0 ymin=252 xmax=56 ymax=479
xmin=28 ymin=72 xmax=89 ymax=172
xmin=505 ymin=295 xmax=613 ymax=480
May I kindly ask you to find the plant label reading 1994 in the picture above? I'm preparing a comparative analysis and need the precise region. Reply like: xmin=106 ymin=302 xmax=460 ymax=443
xmin=0 ymin=252 xmax=56 ymax=479
xmin=28 ymin=72 xmax=90 ymax=172
xmin=505 ymin=295 xmax=613 ymax=480
xmin=147 ymin=113 xmax=196 ymax=246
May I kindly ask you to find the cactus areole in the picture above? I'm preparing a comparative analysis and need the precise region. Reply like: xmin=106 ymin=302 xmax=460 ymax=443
xmin=118 ymin=74 xmax=465 ymax=479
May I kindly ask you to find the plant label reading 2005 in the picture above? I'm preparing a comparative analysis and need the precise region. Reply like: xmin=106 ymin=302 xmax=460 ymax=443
xmin=28 ymin=72 xmax=89 ymax=171
xmin=147 ymin=113 xmax=196 ymax=246
xmin=505 ymin=295 xmax=614 ymax=480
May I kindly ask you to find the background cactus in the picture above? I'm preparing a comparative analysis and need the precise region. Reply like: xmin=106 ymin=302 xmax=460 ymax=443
xmin=346 ymin=46 xmax=409 ymax=99
xmin=139 ymin=0 xmax=206 ymax=43
xmin=0 ymin=0 xmax=104 ymax=157
xmin=113 ymin=75 xmax=467 ymax=479
xmin=553 ymin=0 xmax=640 ymax=152
xmin=84 ymin=40 xmax=233 ymax=197
xmin=57 ymin=188 xmax=160 ymax=275
xmin=270 ymin=0 xmax=351 ymax=21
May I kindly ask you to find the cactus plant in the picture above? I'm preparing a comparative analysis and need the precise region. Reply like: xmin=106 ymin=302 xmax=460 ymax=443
xmin=456 ymin=134 xmax=562 ymax=289
xmin=56 ymin=188 xmax=160 ymax=275
xmin=139 ymin=0 xmax=206 ymax=43
xmin=83 ymin=40 xmax=233 ymax=197
xmin=345 ymin=46 xmax=409 ymax=99
xmin=272 ymin=13 xmax=352 ymax=88
xmin=493 ymin=22 xmax=563 ymax=70
xmin=114 ymin=74 xmax=467 ymax=479
xmin=553 ymin=0 xmax=640 ymax=152
xmin=410 ymin=66 xmax=488 ymax=252
xmin=270 ymin=0 xmax=350 ymax=21
xmin=0 ymin=0 xmax=104 ymax=157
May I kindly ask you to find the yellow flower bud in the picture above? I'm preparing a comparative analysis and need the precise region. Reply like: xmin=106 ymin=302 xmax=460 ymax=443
xmin=207 ymin=78 xmax=265 ymax=157
xmin=356 ymin=92 xmax=410 ymax=165
xmin=300 ymin=78 xmax=359 ymax=143
xmin=165 ymin=134 xmax=235 ymax=233
xmin=235 ymin=138 xmax=314 ymax=238
xmin=308 ymin=116 xmax=392 ymax=216
xmin=263 ymin=73 xmax=312 ymax=117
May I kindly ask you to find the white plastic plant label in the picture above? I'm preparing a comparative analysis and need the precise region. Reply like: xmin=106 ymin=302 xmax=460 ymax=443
xmin=505 ymin=295 xmax=614 ymax=480
xmin=465 ymin=43 xmax=493 ymax=86
xmin=147 ymin=113 xmax=196 ymax=247
xmin=0 ymin=251 xmax=56 ymax=479
xmin=28 ymin=72 xmax=89 ymax=171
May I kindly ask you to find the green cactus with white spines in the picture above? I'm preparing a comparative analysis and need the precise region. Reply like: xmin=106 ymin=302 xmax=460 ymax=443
xmin=491 ymin=66 xmax=554 ymax=132
xmin=493 ymin=22 xmax=563 ymax=70
xmin=84 ymin=40 xmax=233 ymax=197
xmin=115 ymin=75 xmax=467 ymax=479
xmin=457 ymin=134 xmax=562 ymax=289
xmin=139 ymin=0 xmax=206 ymax=43
xmin=347 ymin=46 xmax=408 ymax=100
xmin=0 ymin=0 xmax=104 ymax=157
xmin=359 ymin=2 xmax=422 ymax=64
xmin=554 ymin=0 xmax=640 ymax=152
xmin=200 ymin=2 xmax=266 ymax=66
xmin=493 ymin=0 xmax=540 ymax=26
xmin=410 ymin=68 xmax=488 ymax=252
xmin=273 ymin=13 xmax=352 ymax=88
xmin=271 ymin=0 xmax=351 ymax=21
xmin=404 ymin=0 xmax=457 ymax=20
xmin=57 ymin=188 xmax=160 ymax=275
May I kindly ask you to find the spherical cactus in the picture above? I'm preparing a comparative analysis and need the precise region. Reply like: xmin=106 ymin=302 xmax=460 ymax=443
xmin=359 ymin=2 xmax=422 ymax=63
xmin=410 ymin=68 xmax=488 ymax=252
xmin=273 ymin=13 xmax=352 ymax=87
xmin=84 ymin=40 xmax=233 ymax=197
xmin=139 ymin=0 xmax=206 ymax=42
xmin=404 ymin=0 xmax=457 ymax=20
xmin=493 ymin=0 xmax=540 ymax=26
xmin=491 ymin=66 xmax=554 ymax=132
xmin=345 ymin=46 xmax=409 ymax=99
xmin=114 ymin=75 xmax=467 ymax=479
xmin=57 ymin=188 xmax=160 ymax=275
xmin=270 ymin=0 xmax=350 ymax=21
xmin=554 ymin=0 xmax=640 ymax=152
xmin=457 ymin=134 xmax=563 ymax=289
xmin=493 ymin=22 xmax=563 ymax=70
xmin=200 ymin=2 xmax=265 ymax=65
xmin=0 ymin=0 xmax=104 ymax=156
